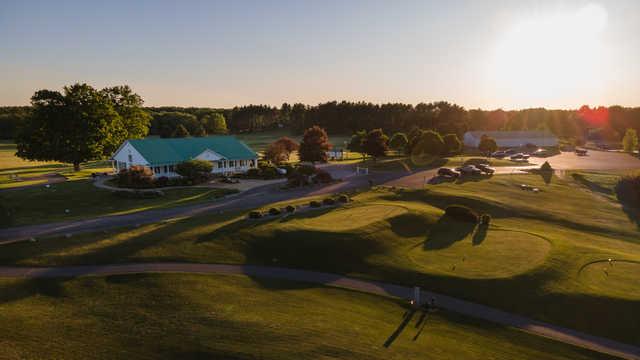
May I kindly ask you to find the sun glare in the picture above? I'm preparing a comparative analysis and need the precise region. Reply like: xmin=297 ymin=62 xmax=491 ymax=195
xmin=490 ymin=3 xmax=609 ymax=106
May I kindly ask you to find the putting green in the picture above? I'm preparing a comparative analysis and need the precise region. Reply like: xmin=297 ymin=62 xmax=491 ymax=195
xmin=296 ymin=205 xmax=407 ymax=231
xmin=579 ymin=260 xmax=640 ymax=299
xmin=409 ymin=229 xmax=551 ymax=279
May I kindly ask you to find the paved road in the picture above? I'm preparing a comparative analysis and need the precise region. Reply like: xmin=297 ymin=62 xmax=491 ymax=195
xmin=2 ymin=150 xmax=639 ymax=243
xmin=0 ymin=164 xmax=398 ymax=243
xmin=1 ymin=262 xmax=638 ymax=359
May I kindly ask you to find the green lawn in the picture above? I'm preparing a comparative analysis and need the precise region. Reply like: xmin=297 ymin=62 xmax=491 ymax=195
xmin=0 ymin=274 xmax=609 ymax=359
xmin=235 ymin=129 xmax=351 ymax=152
xmin=357 ymin=155 xmax=525 ymax=172
xmin=0 ymin=140 xmax=113 ymax=185
xmin=0 ymin=180 xmax=237 ymax=227
xmin=3 ymin=173 xmax=639 ymax=345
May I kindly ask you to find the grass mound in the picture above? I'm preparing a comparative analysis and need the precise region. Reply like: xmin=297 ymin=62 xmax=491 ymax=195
xmin=579 ymin=260 xmax=640 ymax=300
xmin=296 ymin=205 xmax=408 ymax=232
xmin=412 ymin=228 xmax=551 ymax=279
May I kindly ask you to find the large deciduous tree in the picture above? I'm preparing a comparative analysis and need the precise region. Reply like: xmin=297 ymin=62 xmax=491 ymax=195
xmin=363 ymin=128 xmax=389 ymax=161
xmin=443 ymin=133 xmax=462 ymax=154
xmin=412 ymin=130 xmax=445 ymax=157
xmin=264 ymin=137 xmax=299 ymax=164
xmin=388 ymin=132 xmax=408 ymax=151
xmin=100 ymin=85 xmax=151 ymax=139
xmin=478 ymin=134 xmax=498 ymax=154
xmin=16 ymin=83 xmax=150 ymax=171
xmin=202 ymin=112 xmax=228 ymax=134
xmin=298 ymin=125 xmax=331 ymax=164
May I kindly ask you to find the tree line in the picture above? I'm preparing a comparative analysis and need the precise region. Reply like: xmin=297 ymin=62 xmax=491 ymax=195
xmin=4 ymin=101 xmax=640 ymax=143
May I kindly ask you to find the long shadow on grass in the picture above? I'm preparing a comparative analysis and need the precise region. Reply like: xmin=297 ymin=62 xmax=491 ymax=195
xmin=389 ymin=212 xmax=435 ymax=238
xmin=384 ymin=308 xmax=416 ymax=347
xmin=381 ymin=189 xmax=640 ymax=241
xmin=423 ymin=216 xmax=476 ymax=250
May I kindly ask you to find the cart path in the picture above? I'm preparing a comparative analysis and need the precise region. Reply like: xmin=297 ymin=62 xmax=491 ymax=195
xmin=1 ymin=262 xmax=638 ymax=360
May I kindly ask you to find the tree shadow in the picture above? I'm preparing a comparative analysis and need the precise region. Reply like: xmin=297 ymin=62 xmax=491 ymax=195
xmin=571 ymin=173 xmax=614 ymax=195
xmin=621 ymin=205 xmax=640 ymax=229
xmin=384 ymin=308 xmax=416 ymax=348
xmin=388 ymin=212 xmax=434 ymax=238
xmin=424 ymin=216 xmax=476 ymax=250
xmin=472 ymin=225 xmax=488 ymax=246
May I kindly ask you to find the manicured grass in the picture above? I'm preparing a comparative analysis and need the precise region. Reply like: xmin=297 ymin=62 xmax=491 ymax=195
xmin=356 ymin=155 xmax=525 ymax=173
xmin=0 ymin=140 xmax=113 ymax=184
xmin=0 ymin=274 xmax=609 ymax=359
xmin=0 ymin=179 xmax=47 ymax=189
xmin=235 ymin=129 xmax=351 ymax=152
xmin=2 ymin=174 xmax=639 ymax=345
xmin=0 ymin=180 xmax=237 ymax=227
xmin=0 ymin=140 xmax=58 ymax=170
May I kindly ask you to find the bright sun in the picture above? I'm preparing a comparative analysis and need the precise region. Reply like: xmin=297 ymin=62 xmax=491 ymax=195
xmin=490 ymin=3 xmax=608 ymax=106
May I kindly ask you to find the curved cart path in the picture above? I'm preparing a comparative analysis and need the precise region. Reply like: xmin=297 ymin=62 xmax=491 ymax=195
xmin=1 ymin=262 xmax=638 ymax=360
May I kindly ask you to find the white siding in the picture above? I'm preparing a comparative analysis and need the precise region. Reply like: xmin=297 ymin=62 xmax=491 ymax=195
xmin=112 ymin=142 xmax=150 ymax=170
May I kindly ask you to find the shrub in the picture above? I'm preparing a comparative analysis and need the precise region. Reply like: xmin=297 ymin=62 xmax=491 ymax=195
xmin=615 ymin=174 xmax=640 ymax=208
xmin=246 ymin=168 xmax=261 ymax=178
xmin=285 ymin=205 xmax=296 ymax=213
xmin=314 ymin=169 xmax=333 ymax=183
xmin=261 ymin=165 xmax=278 ymax=179
xmin=116 ymin=166 xmax=155 ymax=189
xmin=175 ymin=160 xmax=213 ymax=183
xmin=480 ymin=213 xmax=491 ymax=226
xmin=323 ymin=197 xmax=336 ymax=205
xmin=268 ymin=207 xmax=281 ymax=216
xmin=249 ymin=211 xmax=263 ymax=219
xmin=310 ymin=200 xmax=322 ymax=208
xmin=444 ymin=205 xmax=478 ymax=223
xmin=540 ymin=161 xmax=553 ymax=172
xmin=338 ymin=194 xmax=350 ymax=203
xmin=155 ymin=176 xmax=169 ymax=187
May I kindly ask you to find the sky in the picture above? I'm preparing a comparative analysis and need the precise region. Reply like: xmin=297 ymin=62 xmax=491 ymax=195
xmin=1 ymin=0 xmax=639 ymax=109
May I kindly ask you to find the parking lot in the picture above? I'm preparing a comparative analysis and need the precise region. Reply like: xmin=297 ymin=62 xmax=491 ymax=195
xmin=383 ymin=150 xmax=640 ymax=189
xmin=527 ymin=150 xmax=640 ymax=171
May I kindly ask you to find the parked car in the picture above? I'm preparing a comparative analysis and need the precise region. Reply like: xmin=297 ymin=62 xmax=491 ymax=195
xmin=531 ymin=148 xmax=550 ymax=156
xmin=455 ymin=165 xmax=482 ymax=176
xmin=437 ymin=167 xmax=460 ymax=178
xmin=575 ymin=148 xmax=588 ymax=156
xmin=476 ymin=163 xmax=495 ymax=174
xmin=510 ymin=153 xmax=530 ymax=160
xmin=504 ymin=148 xmax=518 ymax=155
xmin=491 ymin=151 xmax=506 ymax=158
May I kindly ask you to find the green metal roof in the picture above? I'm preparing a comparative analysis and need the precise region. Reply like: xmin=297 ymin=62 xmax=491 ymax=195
xmin=126 ymin=136 xmax=257 ymax=165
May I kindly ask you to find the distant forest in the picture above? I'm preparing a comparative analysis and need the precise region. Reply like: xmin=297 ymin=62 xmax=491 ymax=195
xmin=3 ymin=102 xmax=640 ymax=143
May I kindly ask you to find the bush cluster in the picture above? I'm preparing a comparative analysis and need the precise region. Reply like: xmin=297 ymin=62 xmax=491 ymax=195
xmin=444 ymin=204 xmax=479 ymax=223
xmin=286 ymin=165 xmax=334 ymax=188
xmin=285 ymin=205 xmax=296 ymax=213
xmin=322 ymin=197 xmax=336 ymax=205
xmin=249 ymin=211 xmax=263 ymax=219
xmin=116 ymin=166 xmax=155 ymax=189
xmin=175 ymin=160 xmax=213 ymax=184
xmin=268 ymin=207 xmax=281 ymax=216
xmin=309 ymin=200 xmax=322 ymax=208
